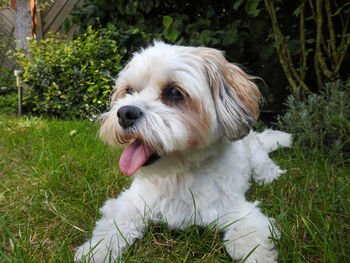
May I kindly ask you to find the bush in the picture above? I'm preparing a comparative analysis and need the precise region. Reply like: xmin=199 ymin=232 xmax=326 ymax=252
xmin=0 ymin=67 xmax=16 ymax=94
xmin=276 ymin=79 xmax=350 ymax=161
xmin=71 ymin=0 xmax=289 ymax=109
xmin=71 ymin=0 xmax=350 ymax=111
xmin=0 ymin=93 xmax=17 ymax=114
xmin=0 ymin=67 xmax=17 ymax=114
xmin=14 ymin=27 xmax=121 ymax=119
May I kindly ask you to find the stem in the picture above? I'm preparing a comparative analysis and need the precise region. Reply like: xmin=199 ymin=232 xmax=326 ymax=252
xmin=334 ymin=33 xmax=350 ymax=74
xmin=300 ymin=0 xmax=307 ymax=81
xmin=334 ymin=13 xmax=350 ymax=74
xmin=264 ymin=0 xmax=310 ymax=92
xmin=325 ymin=0 xmax=337 ymax=67
xmin=315 ymin=0 xmax=335 ymax=85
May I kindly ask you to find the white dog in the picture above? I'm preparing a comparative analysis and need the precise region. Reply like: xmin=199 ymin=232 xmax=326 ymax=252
xmin=75 ymin=42 xmax=291 ymax=263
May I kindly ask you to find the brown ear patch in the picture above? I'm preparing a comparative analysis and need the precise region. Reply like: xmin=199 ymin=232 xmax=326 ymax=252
xmin=191 ymin=47 xmax=261 ymax=140
xmin=192 ymin=47 xmax=260 ymax=118
xmin=222 ymin=63 xmax=260 ymax=118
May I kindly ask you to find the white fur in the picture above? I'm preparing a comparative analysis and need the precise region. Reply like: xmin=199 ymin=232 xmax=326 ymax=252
xmin=75 ymin=42 xmax=291 ymax=263
xmin=256 ymin=129 xmax=292 ymax=152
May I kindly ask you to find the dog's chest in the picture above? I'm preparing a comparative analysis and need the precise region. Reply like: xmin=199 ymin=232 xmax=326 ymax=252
xmin=141 ymin=142 xmax=252 ymax=228
xmin=149 ymin=172 xmax=228 ymax=228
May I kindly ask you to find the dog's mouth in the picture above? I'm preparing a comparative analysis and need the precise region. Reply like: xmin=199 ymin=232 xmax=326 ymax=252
xmin=119 ymin=139 xmax=160 ymax=176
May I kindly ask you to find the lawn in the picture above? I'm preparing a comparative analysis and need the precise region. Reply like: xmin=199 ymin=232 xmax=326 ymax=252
xmin=0 ymin=114 xmax=349 ymax=262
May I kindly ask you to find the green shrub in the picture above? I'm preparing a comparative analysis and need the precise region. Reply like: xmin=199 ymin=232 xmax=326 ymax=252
xmin=14 ymin=26 xmax=121 ymax=119
xmin=71 ymin=0 xmax=289 ymax=108
xmin=0 ymin=67 xmax=17 ymax=114
xmin=0 ymin=93 xmax=17 ymax=114
xmin=71 ymin=0 xmax=350 ymax=111
xmin=0 ymin=67 xmax=16 ymax=93
xmin=276 ymin=79 xmax=350 ymax=161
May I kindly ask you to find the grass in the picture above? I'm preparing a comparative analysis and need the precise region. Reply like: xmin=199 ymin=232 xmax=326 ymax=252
xmin=0 ymin=113 xmax=349 ymax=262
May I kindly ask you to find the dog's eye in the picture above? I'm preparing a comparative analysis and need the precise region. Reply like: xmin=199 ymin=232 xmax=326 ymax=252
xmin=126 ymin=87 xmax=135 ymax=95
xmin=163 ymin=85 xmax=184 ymax=101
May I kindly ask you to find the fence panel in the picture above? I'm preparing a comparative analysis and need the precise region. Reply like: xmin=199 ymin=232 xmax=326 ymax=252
xmin=36 ymin=0 xmax=83 ymax=39
xmin=0 ymin=7 xmax=15 ymax=70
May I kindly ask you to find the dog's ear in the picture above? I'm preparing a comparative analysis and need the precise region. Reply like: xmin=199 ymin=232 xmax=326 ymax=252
xmin=194 ymin=48 xmax=260 ymax=140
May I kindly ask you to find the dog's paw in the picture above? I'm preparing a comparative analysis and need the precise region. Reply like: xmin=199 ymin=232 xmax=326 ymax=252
xmin=240 ymin=248 xmax=278 ymax=263
xmin=74 ymin=240 xmax=120 ymax=263
xmin=254 ymin=163 xmax=286 ymax=185
xmin=74 ymin=243 xmax=87 ymax=262
xmin=74 ymin=242 xmax=99 ymax=263
xmin=226 ymin=240 xmax=278 ymax=263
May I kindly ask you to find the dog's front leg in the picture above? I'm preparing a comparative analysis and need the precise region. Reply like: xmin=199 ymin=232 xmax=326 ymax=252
xmin=221 ymin=201 xmax=279 ymax=263
xmin=74 ymin=182 xmax=153 ymax=263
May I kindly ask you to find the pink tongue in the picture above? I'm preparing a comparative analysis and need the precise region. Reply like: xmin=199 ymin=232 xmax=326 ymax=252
xmin=119 ymin=140 xmax=154 ymax=176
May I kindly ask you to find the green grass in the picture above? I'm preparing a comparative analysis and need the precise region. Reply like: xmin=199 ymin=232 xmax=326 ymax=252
xmin=0 ymin=114 xmax=349 ymax=262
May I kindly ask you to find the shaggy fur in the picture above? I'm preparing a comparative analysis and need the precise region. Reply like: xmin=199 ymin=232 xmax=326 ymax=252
xmin=75 ymin=42 xmax=291 ymax=263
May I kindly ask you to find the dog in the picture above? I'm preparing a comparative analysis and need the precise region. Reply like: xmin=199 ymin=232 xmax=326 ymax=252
xmin=74 ymin=42 xmax=291 ymax=263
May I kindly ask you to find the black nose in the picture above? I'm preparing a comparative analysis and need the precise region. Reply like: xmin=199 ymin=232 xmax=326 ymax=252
xmin=117 ymin=105 xmax=143 ymax=129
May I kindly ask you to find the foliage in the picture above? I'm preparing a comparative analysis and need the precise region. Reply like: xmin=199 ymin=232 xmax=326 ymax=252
xmin=264 ymin=0 xmax=350 ymax=92
xmin=72 ymin=0 xmax=350 ymax=102
xmin=0 ymin=67 xmax=16 ymax=93
xmin=12 ymin=27 xmax=121 ymax=119
xmin=71 ymin=0 xmax=286 ymax=108
xmin=0 ymin=93 xmax=16 ymax=114
xmin=0 ymin=67 xmax=17 ymax=114
xmin=71 ymin=0 xmax=268 ymax=59
xmin=0 ymin=0 xmax=10 ymax=7
xmin=276 ymin=79 xmax=350 ymax=161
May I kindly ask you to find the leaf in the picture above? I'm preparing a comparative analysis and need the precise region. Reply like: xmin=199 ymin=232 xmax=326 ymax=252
xmin=232 ymin=19 xmax=241 ymax=29
xmin=163 ymin=16 xmax=173 ymax=29
xmin=306 ymin=38 xmax=315 ymax=44
xmin=293 ymin=4 xmax=302 ymax=17
xmin=233 ymin=0 xmax=244 ymax=10
xmin=139 ymin=0 xmax=154 ymax=13
xmin=63 ymin=18 xmax=70 ymax=33
xmin=245 ymin=0 xmax=261 ymax=17
xmin=205 ymin=6 xmax=215 ymax=18
xmin=69 ymin=130 xmax=77 ymax=136
xmin=164 ymin=27 xmax=178 ymax=43
xmin=124 ymin=27 xmax=139 ymax=35
xmin=125 ymin=1 xmax=137 ymax=15
xmin=223 ymin=28 xmax=238 ymax=46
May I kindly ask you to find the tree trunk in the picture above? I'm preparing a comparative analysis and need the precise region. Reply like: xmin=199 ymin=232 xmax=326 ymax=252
xmin=14 ymin=0 xmax=32 ymax=51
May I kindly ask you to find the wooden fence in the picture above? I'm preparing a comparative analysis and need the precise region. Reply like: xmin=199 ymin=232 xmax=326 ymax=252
xmin=0 ymin=0 xmax=84 ymax=72
xmin=36 ymin=0 xmax=84 ymax=39
xmin=0 ymin=7 xmax=15 ymax=70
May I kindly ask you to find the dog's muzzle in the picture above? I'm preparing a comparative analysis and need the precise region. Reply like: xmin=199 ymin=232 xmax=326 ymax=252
xmin=117 ymin=105 xmax=143 ymax=129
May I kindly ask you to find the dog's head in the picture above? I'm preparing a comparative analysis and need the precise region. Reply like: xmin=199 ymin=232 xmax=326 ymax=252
xmin=99 ymin=42 xmax=260 ymax=176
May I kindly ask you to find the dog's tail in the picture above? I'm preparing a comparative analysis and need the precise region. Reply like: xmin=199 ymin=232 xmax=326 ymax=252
xmin=245 ymin=129 xmax=292 ymax=184
xmin=256 ymin=129 xmax=292 ymax=153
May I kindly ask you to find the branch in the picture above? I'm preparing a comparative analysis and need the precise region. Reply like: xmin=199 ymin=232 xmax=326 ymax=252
xmin=334 ymin=11 xmax=350 ymax=74
xmin=315 ymin=0 xmax=335 ymax=84
xmin=264 ymin=0 xmax=310 ymax=92
xmin=325 ymin=0 xmax=337 ymax=66
xmin=300 ymin=0 xmax=307 ymax=81
xmin=334 ymin=33 xmax=350 ymax=74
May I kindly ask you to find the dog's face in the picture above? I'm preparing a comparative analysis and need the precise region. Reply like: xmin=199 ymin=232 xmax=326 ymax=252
xmin=99 ymin=42 xmax=260 ymax=176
